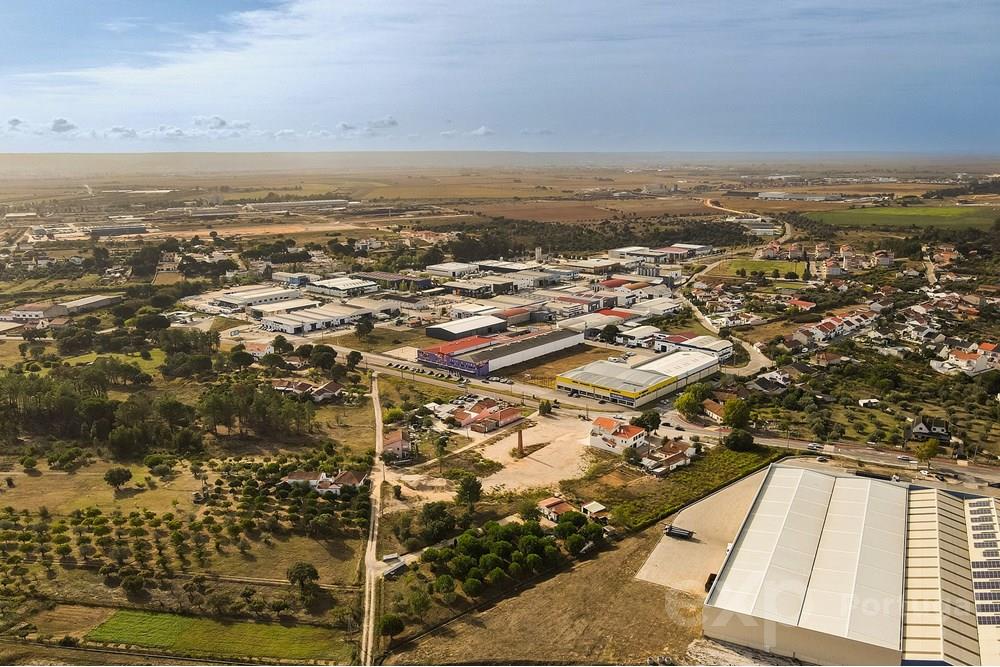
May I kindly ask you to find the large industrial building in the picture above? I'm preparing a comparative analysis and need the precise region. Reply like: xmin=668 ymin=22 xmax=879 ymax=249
xmin=306 ymin=277 xmax=378 ymax=298
xmin=703 ymin=464 xmax=1000 ymax=666
xmin=212 ymin=285 xmax=302 ymax=310
xmin=426 ymin=315 xmax=508 ymax=340
xmin=555 ymin=349 xmax=719 ymax=407
xmin=260 ymin=303 xmax=373 ymax=334
xmin=418 ymin=329 xmax=583 ymax=376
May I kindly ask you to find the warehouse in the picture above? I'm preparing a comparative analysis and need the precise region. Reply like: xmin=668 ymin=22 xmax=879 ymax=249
xmin=426 ymin=315 xmax=507 ymax=341
xmin=59 ymin=293 xmax=124 ymax=314
xmin=248 ymin=298 xmax=321 ymax=319
xmin=555 ymin=349 xmax=718 ymax=407
xmin=628 ymin=296 xmax=684 ymax=317
xmin=615 ymin=325 xmax=660 ymax=348
xmin=306 ymin=277 xmax=378 ymax=298
xmin=211 ymin=285 xmax=302 ymax=310
xmin=653 ymin=333 xmax=734 ymax=362
xmin=418 ymin=329 xmax=584 ymax=376
xmin=703 ymin=464 xmax=1000 ymax=666
xmin=442 ymin=280 xmax=494 ymax=298
xmin=260 ymin=304 xmax=372 ymax=334
xmin=351 ymin=271 xmax=432 ymax=290
xmin=426 ymin=261 xmax=478 ymax=278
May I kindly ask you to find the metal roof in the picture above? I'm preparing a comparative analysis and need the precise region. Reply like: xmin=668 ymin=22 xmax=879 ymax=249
xmin=706 ymin=466 xmax=907 ymax=651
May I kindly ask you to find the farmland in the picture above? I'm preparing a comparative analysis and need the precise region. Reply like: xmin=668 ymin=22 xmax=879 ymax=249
xmin=809 ymin=205 xmax=1000 ymax=230
xmin=84 ymin=609 xmax=353 ymax=661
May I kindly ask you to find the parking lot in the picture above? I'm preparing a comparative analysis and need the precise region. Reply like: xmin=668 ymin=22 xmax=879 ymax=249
xmin=635 ymin=468 xmax=766 ymax=596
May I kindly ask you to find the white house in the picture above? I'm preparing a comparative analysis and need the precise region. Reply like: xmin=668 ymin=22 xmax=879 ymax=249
xmin=589 ymin=417 xmax=647 ymax=454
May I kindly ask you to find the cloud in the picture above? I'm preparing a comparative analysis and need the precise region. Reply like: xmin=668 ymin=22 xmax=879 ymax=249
xmin=273 ymin=129 xmax=297 ymax=138
xmin=336 ymin=122 xmax=356 ymax=131
xmin=439 ymin=130 xmax=457 ymax=138
xmin=50 ymin=118 xmax=77 ymax=133
xmin=520 ymin=128 xmax=554 ymax=136
xmin=108 ymin=126 xmax=137 ymax=139
xmin=193 ymin=115 xmax=250 ymax=130
xmin=469 ymin=125 xmax=495 ymax=137
xmin=366 ymin=115 xmax=398 ymax=129
xmin=7 ymin=118 xmax=23 ymax=131
xmin=102 ymin=18 xmax=145 ymax=33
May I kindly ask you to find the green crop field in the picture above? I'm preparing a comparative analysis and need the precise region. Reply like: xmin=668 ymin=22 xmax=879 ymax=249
xmin=86 ymin=610 xmax=352 ymax=661
xmin=810 ymin=206 xmax=1000 ymax=230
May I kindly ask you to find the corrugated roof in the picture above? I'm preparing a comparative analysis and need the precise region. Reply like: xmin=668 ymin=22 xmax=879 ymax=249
xmin=707 ymin=466 xmax=907 ymax=651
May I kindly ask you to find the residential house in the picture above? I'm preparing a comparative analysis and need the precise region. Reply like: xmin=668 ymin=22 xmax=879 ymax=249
xmin=589 ymin=416 xmax=648 ymax=454
xmin=383 ymin=429 xmax=415 ymax=461
xmin=909 ymin=415 xmax=950 ymax=442
xmin=537 ymin=497 xmax=576 ymax=522
xmin=702 ymin=399 xmax=725 ymax=423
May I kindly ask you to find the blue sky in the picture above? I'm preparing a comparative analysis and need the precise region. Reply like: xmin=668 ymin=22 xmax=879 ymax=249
xmin=1 ymin=0 xmax=998 ymax=152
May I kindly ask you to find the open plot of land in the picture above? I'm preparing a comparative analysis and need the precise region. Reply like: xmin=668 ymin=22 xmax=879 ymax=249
xmin=475 ymin=200 xmax=618 ymax=223
xmin=810 ymin=205 xmax=1000 ymax=230
xmin=480 ymin=414 xmax=590 ymax=492
xmin=503 ymin=344 xmax=613 ymax=388
xmin=385 ymin=527 xmax=702 ymax=665
xmin=27 ymin=604 xmax=116 ymax=639
xmin=561 ymin=446 xmax=783 ymax=530
xmin=0 ymin=462 xmax=203 ymax=515
xmin=60 ymin=349 xmax=166 ymax=375
xmin=707 ymin=258 xmax=807 ymax=277
xmin=637 ymin=468 xmax=766 ymax=595
xmin=378 ymin=375 xmax=460 ymax=408
xmin=333 ymin=328 xmax=438 ymax=354
xmin=314 ymin=400 xmax=377 ymax=458
xmin=85 ymin=609 xmax=352 ymax=662
xmin=206 ymin=534 xmax=364 ymax=585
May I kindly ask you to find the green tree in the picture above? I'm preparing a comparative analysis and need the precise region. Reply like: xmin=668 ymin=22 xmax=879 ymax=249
xmin=630 ymin=410 xmax=660 ymax=431
xmin=722 ymin=399 xmax=751 ymax=429
xmin=346 ymin=350 xmax=363 ymax=370
xmin=915 ymin=440 xmax=940 ymax=466
xmin=674 ymin=391 xmax=702 ymax=421
xmin=272 ymin=335 xmax=293 ymax=354
xmin=538 ymin=399 xmax=552 ymax=416
xmin=379 ymin=614 xmax=405 ymax=644
xmin=721 ymin=428 xmax=755 ymax=452
xmin=598 ymin=324 xmax=620 ymax=343
xmin=286 ymin=561 xmax=319 ymax=592
xmin=104 ymin=467 xmax=133 ymax=490
xmin=455 ymin=474 xmax=482 ymax=513
xmin=354 ymin=318 xmax=374 ymax=340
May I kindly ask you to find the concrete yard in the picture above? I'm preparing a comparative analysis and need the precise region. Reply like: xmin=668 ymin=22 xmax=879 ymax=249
xmin=480 ymin=413 xmax=591 ymax=492
xmin=636 ymin=467 xmax=766 ymax=596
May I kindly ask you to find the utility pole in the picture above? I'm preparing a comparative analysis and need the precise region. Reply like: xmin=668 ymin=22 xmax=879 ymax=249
xmin=517 ymin=429 xmax=524 ymax=458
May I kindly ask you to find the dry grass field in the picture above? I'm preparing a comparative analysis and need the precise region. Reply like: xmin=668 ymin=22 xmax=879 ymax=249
xmin=503 ymin=344 xmax=615 ymax=388
xmin=27 ymin=604 xmax=116 ymax=639
xmin=384 ymin=527 xmax=702 ymax=665
xmin=474 ymin=200 xmax=618 ymax=222
xmin=0 ymin=462 xmax=205 ymax=515
xmin=207 ymin=534 xmax=364 ymax=585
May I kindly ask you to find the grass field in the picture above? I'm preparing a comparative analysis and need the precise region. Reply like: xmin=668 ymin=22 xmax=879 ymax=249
xmin=503 ymin=344 xmax=613 ymax=388
xmin=333 ymin=327 xmax=439 ymax=354
xmin=809 ymin=205 xmax=1000 ymax=230
xmin=311 ymin=399 xmax=377 ymax=458
xmin=708 ymin=259 xmax=806 ymax=277
xmin=385 ymin=527 xmax=701 ymax=665
xmin=561 ymin=446 xmax=783 ymax=529
xmin=378 ymin=374 xmax=460 ymax=408
xmin=61 ymin=349 xmax=166 ymax=374
xmin=206 ymin=534 xmax=364 ymax=585
xmin=1 ymin=461 xmax=203 ymax=515
xmin=85 ymin=609 xmax=352 ymax=661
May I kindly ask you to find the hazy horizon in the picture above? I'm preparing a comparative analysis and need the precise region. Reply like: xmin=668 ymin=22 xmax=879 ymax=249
xmin=1 ymin=149 xmax=998 ymax=180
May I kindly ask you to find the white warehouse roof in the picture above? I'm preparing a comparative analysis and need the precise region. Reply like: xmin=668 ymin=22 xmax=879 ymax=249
xmin=706 ymin=466 xmax=907 ymax=652
xmin=428 ymin=314 xmax=505 ymax=335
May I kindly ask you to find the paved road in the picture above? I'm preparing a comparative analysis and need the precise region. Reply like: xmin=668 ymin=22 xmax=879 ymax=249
xmin=658 ymin=409 xmax=1000 ymax=483
xmin=360 ymin=373 xmax=385 ymax=666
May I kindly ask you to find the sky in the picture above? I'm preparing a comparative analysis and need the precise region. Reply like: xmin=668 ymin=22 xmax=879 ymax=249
xmin=0 ymin=0 xmax=998 ymax=153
